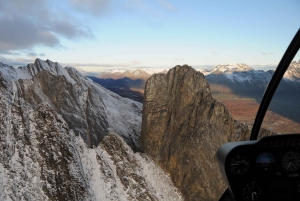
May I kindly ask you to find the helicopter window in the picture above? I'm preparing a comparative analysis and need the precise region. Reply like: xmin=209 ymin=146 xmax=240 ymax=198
xmin=261 ymin=49 xmax=300 ymax=134
xmin=217 ymin=31 xmax=300 ymax=201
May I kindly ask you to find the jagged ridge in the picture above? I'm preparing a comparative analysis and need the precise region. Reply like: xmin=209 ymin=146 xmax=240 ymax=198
xmin=0 ymin=59 xmax=142 ymax=149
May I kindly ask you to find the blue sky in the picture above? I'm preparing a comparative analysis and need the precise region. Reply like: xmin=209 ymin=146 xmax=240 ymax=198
xmin=0 ymin=0 xmax=299 ymax=72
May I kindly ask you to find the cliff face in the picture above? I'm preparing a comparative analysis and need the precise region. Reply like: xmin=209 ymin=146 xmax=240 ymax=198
xmin=140 ymin=65 xmax=251 ymax=201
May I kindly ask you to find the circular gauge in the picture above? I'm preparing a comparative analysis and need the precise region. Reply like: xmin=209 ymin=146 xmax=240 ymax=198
xmin=242 ymin=181 xmax=262 ymax=201
xmin=256 ymin=153 xmax=276 ymax=171
xmin=270 ymin=179 xmax=292 ymax=199
xmin=281 ymin=151 xmax=300 ymax=171
xmin=230 ymin=154 xmax=250 ymax=174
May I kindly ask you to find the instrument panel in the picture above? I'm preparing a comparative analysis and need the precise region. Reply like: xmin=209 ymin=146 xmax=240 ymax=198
xmin=216 ymin=134 xmax=300 ymax=201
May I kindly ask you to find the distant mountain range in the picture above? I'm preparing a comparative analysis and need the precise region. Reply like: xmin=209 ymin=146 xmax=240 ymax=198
xmin=91 ymin=60 xmax=300 ymax=100
xmin=205 ymin=62 xmax=300 ymax=98
xmin=97 ymin=61 xmax=300 ymax=82
xmin=99 ymin=68 xmax=168 ymax=80
xmin=90 ymin=60 xmax=300 ymax=124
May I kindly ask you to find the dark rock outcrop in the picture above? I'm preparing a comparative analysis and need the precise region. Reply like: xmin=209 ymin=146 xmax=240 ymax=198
xmin=140 ymin=65 xmax=251 ymax=201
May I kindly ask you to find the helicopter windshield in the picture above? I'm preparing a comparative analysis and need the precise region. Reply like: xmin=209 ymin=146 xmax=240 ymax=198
xmin=261 ymin=50 xmax=300 ymax=134
xmin=209 ymin=48 xmax=300 ymax=137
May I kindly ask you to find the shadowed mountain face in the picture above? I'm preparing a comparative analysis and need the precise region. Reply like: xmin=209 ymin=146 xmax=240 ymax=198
xmin=140 ymin=65 xmax=258 ymax=201
xmin=89 ymin=76 xmax=145 ymax=103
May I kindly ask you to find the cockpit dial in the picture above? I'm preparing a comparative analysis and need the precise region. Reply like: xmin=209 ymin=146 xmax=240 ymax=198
xmin=230 ymin=154 xmax=250 ymax=174
xmin=281 ymin=151 xmax=300 ymax=171
xmin=242 ymin=181 xmax=262 ymax=201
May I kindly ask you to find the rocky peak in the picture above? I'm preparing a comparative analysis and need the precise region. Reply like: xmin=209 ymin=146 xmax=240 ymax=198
xmin=0 ymin=62 xmax=9 ymax=67
xmin=141 ymin=65 xmax=251 ymax=201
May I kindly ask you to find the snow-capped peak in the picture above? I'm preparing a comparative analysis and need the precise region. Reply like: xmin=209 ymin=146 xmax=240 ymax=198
xmin=204 ymin=63 xmax=272 ymax=83
xmin=283 ymin=60 xmax=300 ymax=82
xmin=212 ymin=63 xmax=253 ymax=73
xmin=197 ymin=68 xmax=212 ymax=76
xmin=0 ymin=58 xmax=77 ymax=84
xmin=110 ymin=69 xmax=126 ymax=73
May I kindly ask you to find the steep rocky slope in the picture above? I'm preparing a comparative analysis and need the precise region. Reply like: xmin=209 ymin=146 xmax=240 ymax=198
xmin=0 ymin=103 xmax=183 ymax=200
xmin=0 ymin=59 xmax=142 ymax=149
xmin=0 ymin=59 xmax=183 ymax=200
xmin=140 ymin=65 xmax=254 ymax=201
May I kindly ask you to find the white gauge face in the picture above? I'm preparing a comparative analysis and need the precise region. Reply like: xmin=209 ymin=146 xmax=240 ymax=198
xmin=230 ymin=154 xmax=250 ymax=174
xmin=281 ymin=151 xmax=300 ymax=171
xmin=242 ymin=181 xmax=262 ymax=201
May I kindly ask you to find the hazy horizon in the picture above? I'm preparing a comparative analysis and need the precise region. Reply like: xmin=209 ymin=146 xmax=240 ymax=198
xmin=3 ymin=58 xmax=281 ymax=74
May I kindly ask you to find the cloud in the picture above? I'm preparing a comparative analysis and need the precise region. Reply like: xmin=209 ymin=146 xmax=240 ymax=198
xmin=0 ymin=0 xmax=94 ymax=54
xmin=27 ymin=52 xmax=46 ymax=57
xmin=0 ymin=50 xmax=21 ymax=56
xmin=0 ymin=17 xmax=59 ymax=51
xmin=0 ymin=55 xmax=36 ymax=66
xmin=0 ymin=0 xmax=175 ymax=56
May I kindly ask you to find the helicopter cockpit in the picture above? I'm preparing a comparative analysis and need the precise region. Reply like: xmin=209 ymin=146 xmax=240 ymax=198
xmin=217 ymin=28 xmax=300 ymax=201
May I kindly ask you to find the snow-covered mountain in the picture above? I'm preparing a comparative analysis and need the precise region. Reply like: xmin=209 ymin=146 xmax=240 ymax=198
xmin=99 ymin=68 xmax=168 ymax=80
xmin=203 ymin=61 xmax=300 ymax=83
xmin=0 ymin=105 xmax=182 ymax=201
xmin=211 ymin=63 xmax=253 ymax=73
xmin=0 ymin=59 xmax=142 ymax=149
xmin=0 ymin=59 xmax=183 ymax=200
xmin=202 ymin=61 xmax=300 ymax=100
xmin=206 ymin=63 xmax=273 ymax=83
xmin=283 ymin=60 xmax=300 ymax=82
